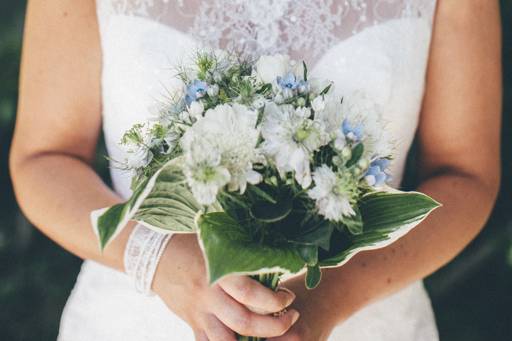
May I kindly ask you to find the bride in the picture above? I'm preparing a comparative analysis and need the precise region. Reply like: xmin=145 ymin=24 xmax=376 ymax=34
xmin=10 ymin=1 xmax=501 ymax=340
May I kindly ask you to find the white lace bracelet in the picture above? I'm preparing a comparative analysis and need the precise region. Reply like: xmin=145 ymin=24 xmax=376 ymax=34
xmin=124 ymin=224 xmax=173 ymax=296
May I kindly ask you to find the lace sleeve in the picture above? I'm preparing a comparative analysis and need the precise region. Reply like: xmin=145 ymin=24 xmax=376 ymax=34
xmin=124 ymin=224 xmax=173 ymax=295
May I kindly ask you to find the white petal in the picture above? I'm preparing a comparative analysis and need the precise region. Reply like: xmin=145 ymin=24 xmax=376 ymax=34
xmin=311 ymin=96 xmax=326 ymax=112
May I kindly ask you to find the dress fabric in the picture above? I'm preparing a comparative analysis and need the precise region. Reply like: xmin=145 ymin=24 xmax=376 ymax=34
xmin=58 ymin=1 xmax=439 ymax=340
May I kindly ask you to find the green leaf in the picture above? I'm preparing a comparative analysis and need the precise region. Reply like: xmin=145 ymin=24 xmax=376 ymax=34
xmin=95 ymin=203 xmax=130 ymax=250
xmin=256 ymin=83 xmax=272 ymax=95
xmin=319 ymin=190 xmax=440 ymax=267
xmin=341 ymin=206 xmax=363 ymax=235
xmin=302 ymin=61 xmax=308 ymax=81
xmin=346 ymin=143 xmax=364 ymax=168
xmin=359 ymin=191 xmax=440 ymax=232
xmin=290 ymin=221 xmax=334 ymax=251
xmin=198 ymin=212 xmax=305 ymax=283
xmin=319 ymin=83 xmax=332 ymax=96
xmin=249 ymin=197 xmax=293 ymax=223
xmin=91 ymin=159 xmax=204 ymax=250
xmin=247 ymin=184 xmax=277 ymax=204
xmin=297 ymin=244 xmax=318 ymax=266
xmin=305 ymin=265 xmax=322 ymax=289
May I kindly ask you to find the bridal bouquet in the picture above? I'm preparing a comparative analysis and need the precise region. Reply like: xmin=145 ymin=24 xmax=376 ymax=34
xmin=92 ymin=51 xmax=439 ymax=338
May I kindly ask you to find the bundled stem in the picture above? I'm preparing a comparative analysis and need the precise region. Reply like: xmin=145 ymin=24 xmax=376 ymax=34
xmin=237 ymin=272 xmax=281 ymax=341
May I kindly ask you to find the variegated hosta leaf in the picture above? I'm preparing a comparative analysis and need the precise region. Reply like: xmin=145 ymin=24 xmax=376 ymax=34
xmin=197 ymin=212 xmax=305 ymax=284
xmin=319 ymin=190 xmax=440 ymax=267
xmin=91 ymin=159 xmax=205 ymax=250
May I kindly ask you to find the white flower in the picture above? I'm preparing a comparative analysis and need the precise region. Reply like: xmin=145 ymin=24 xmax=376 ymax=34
xmin=261 ymin=103 xmax=330 ymax=188
xmin=308 ymin=165 xmax=357 ymax=221
xmin=181 ymin=103 xmax=262 ymax=203
xmin=163 ymin=129 xmax=181 ymax=154
xmin=188 ymin=101 xmax=204 ymax=118
xmin=207 ymin=84 xmax=220 ymax=97
xmin=125 ymin=145 xmax=153 ymax=169
xmin=309 ymin=77 xmax=333 ymax=96
xmin=183 ymin=141 xmax=231 ymax=205
xmin=252 ymin=96 xmax=266 ymax=109
xmin=311 ymin=96 xmax=326 ymax=112
xmin=341 ymin=91 xmax=393 ymax=158
xmin=255 ymin=54 xmax=290 ymax=84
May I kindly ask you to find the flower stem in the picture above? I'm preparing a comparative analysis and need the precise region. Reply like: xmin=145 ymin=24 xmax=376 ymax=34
xmin=236 ymin=272 xmax=282 ymax=341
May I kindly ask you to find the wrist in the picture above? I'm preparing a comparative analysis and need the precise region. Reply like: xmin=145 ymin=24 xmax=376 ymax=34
xmin=152 ymin=234 xmax=208 ymax=296
xmin=152 ymin=240 xmax=173 ymax=295
xmin=124 ymin=223 xmax=173 ymax=295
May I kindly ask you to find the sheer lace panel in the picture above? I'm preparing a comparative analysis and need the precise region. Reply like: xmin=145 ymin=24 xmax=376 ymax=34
xmin=98 ymin=0 xmax=437 ymax=63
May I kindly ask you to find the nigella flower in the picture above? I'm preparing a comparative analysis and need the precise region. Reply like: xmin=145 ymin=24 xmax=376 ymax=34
xmin=364 ymin=158 xmax=391 ymax=187
xmin=308 ymin=165 xmax=359 ymax=221
xmin=342 ymin=119 xmax=364 ymax=142
xmin=277 ymin=72 xmax=300 ymax=90
xmin=125 ymin=145 xmax=153 ymax=169
xmin=276 ymin=72 xmax=309 ymax=93
xmin=185 ymin=79 xmax=209 ymax=105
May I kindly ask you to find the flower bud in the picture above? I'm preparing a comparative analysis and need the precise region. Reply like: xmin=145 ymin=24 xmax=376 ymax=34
xmin=357 ymin=158 xmax=369 ymax=170
xmin=341 ymin=146 xmax=352 ymax=159
xmin=207 ymin=84 xmax=219 ymax=97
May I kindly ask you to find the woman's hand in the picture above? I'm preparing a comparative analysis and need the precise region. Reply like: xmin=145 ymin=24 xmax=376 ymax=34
xmin=153 ymin=234 xmax=300 ymax=340
xmin=268 ymin=274 xmax=343 ymax=341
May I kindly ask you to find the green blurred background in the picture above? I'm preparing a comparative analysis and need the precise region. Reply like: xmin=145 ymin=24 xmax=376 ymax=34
xmin=0 ymin=2 xmax=511 ymax=340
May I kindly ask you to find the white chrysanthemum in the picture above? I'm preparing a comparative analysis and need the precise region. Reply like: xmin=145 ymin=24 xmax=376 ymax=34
xmin=261 ymin=103 xmax=330 ymax=188
xmin=308 ymin=165 xmax=357 ymax=221
xmin=183 ymin=141 xmax=231 ymax=205
xmin=181 ymin=103 xmax=262 ymax=204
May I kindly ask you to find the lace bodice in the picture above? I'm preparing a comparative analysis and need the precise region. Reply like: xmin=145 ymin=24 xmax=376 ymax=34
xmin=58 ymin=2 xmax=440 ymax=341
xmin=97 ymin=0 xmax=436 ymax=63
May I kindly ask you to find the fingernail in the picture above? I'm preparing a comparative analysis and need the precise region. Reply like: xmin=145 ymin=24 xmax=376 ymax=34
xmin=277 ymin=286 xmax=295 ymax=299
xmin=291 ymin=310 xmax=300 ymax=324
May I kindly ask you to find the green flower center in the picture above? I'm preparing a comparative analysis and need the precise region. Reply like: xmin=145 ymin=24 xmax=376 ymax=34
xmin=195 ymin=165 xmax=219 ymax=182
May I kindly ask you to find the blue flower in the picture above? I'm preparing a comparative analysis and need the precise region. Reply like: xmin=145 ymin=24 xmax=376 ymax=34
xmin=342 ymin=119 xmax=364 ymax=142
xmin=277 ymin=72 xmax=300 ymax=90
xmin=364 ymin=158 xmax=391 ymax=187
xmin=185 ymin=79 xmax=209 ymax=105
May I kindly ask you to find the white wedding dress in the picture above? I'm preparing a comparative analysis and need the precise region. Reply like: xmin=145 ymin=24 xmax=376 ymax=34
xmin=58 ymin=1 xmax=439 ymax=340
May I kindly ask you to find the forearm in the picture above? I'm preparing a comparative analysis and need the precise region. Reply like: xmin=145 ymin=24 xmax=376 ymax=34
xmin=11 ymin=152 xmax=133 ymax=271
xmin=302 ymin=170 xmax=498 ymax=327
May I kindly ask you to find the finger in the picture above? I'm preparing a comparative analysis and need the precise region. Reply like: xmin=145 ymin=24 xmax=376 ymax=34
xmin=218 ymin=276 xmax=295 ymax=314
xmin=194 ymin=330 xmax=209 ymax=341
xmin=212 ymin=286 xmax=300 ymax=337
xmin=203 ymin=314 xmax=237 ymax=341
